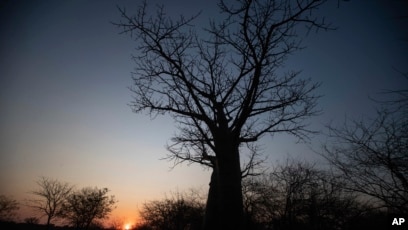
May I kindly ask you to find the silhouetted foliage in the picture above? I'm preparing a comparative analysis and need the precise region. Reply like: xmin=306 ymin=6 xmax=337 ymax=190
xmin=0 ymin=221 xmax=105 ymax=230
xmin=24 ymin=217 xmax=40 ymax=225
xmin=323 ymin=80 xmax=408 ymax=216
xmin=114 ymin=0 xmax=332 ymax=228
xmin=131 ymin=160 xmax=393 ymax=230
xmin=242 ymin=160 xmax=366 ymax=230
xmin=27 ymin=177 xmax=73 ymax=229
xmin=61 ymin=187 xmax=116 ymax=230
xmin=106 ymin=217 xmax=125 ymax=230
xmin=0 ymin=194 xmax=19 ymax=222
xmin=137 ymin=191 xmax=204 ymax=230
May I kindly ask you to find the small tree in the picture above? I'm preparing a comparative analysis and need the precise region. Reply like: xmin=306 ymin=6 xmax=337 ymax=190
xmin=27 ymin=177 xmax=73 ymax=229
xmin=0 ymin=195 xmax=19 ymax=222
xmin=138 ymin=190 xmax=205 ymax=230
xmin=62 ymin=187 xmax=116 ymax=230
xmin=24 ymin=217 xmax=40 ymax=225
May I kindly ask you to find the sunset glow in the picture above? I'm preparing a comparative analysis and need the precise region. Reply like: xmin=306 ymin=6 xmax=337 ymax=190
xmin=124 ymin=223 xmax=131 ymax=230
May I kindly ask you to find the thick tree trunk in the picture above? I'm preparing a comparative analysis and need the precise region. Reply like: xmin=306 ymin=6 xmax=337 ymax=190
xmin=202 ymin=142 xmax=244 ymax=230
xmin=203 ymin=137 xmax=243 ymax=229
xmin=202 ymin=166 xmax=219 ymax=230
xmin=217 ymin=144 xmax=244 ymax=230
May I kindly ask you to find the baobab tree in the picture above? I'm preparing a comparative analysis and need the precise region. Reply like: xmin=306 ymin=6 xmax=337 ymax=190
xmin=115 ymin=0 xmax=331 ymax=229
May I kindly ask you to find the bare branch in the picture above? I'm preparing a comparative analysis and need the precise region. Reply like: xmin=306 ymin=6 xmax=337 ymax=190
xmin=27 ymin=177 xmax=73 ymax=228
xmin=115 ymin=1 xmax=331 ymax=228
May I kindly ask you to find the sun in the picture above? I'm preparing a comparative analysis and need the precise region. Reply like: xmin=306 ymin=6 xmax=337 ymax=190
xmin=124 ymin=223 xmax=131 ymax=230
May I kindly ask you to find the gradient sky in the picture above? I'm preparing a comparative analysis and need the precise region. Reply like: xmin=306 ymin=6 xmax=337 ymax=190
xmin=1 ymin=0 xmax=407 ymax=226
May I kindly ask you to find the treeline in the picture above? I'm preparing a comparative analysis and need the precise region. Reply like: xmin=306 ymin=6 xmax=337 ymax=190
xmin=0 ymin=221 xmax=102 ymax=230
xmin=0 ymin=178 xmax=116 ymax=230
xmin=131 ymin=160 xmax=401 ymax=230
xmin=1 ymin=150 xmax=406 ymax=230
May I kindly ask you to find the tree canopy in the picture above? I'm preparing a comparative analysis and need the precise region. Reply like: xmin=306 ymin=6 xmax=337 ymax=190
xmin=61 ymin=187 xmax=116 ymax=230
xmin=115 ymin=0 xmax=331 ymax=229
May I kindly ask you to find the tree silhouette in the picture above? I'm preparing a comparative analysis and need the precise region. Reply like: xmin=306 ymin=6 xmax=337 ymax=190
xmin=137 ymin=190 xmax=204 ymax=230
xmin=61 ymin=187 xmax=116 ymax=230
xmin=242 ymin=160 xmax=367 ymax=230
xmin=115 ymin=0 xmax=330 ymax=229
xmin=27 ymin=177 xmax=73 ymax=229
xmin=323 ymin=83 xmax=408 ymax=215
xmin=24 ymin=217 xmax=40 ymax=225
xmin=0 ymin=194 xmax=19 ymax=222
xmin=107 ymin=216 xmax=125 ymax=230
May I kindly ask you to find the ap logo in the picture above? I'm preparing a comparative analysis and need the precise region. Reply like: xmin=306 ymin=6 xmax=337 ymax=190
xmin=392 ymin=218 xmax=405 ymax=226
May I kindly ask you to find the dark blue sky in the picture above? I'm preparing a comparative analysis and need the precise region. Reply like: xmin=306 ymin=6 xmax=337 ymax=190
xmin=1 ymin=0 xmax=407 ymax=223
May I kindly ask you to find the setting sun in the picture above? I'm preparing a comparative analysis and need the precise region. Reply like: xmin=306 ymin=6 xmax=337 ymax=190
xmin=124 ymin=224 xmax=131 ymax=230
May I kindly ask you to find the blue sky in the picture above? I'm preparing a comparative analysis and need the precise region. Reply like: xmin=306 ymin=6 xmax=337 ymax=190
xmin=1 ymin=0 xmax=407 ymax=224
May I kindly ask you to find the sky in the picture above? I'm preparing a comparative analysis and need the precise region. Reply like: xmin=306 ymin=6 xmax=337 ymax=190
xmin=1 ymin=0 xmax=407 ymax=227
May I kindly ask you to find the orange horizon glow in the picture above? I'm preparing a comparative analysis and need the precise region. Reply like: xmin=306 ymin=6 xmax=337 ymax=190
xmin=108 ymin=208 xmax=140 ymax=228
xmin=14 ymin=205 xmax=140 ymax=228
